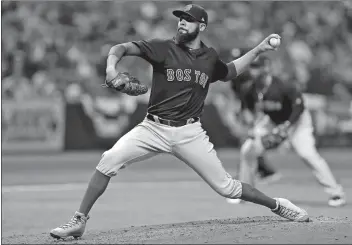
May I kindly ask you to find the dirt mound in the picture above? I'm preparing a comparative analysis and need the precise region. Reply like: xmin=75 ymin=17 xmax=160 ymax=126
xmin=3 ymin=216 xmax=351 ymax=244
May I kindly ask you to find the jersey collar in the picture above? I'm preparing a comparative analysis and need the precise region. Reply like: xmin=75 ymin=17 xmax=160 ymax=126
xmin=172 ymin=37 xmax=208 ymax=56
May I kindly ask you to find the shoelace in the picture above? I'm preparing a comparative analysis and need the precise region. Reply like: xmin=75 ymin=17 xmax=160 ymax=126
xmin=59 ymin=216 xmax=83 ymax=229
xmin=276 ymin=206 xmax=299 ymax=218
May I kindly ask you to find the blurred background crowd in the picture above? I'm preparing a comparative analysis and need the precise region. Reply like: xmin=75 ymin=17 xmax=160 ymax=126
xmin=2 ymin=1 xmax=352 ymax=153
xmin=2 ymin=1 xmax=352 ymax=100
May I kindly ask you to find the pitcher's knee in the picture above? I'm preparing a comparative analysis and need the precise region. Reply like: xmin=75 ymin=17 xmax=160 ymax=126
xmin=96 ymin=150 xmax=123 ymax=177
xmin=215 ymin=175 xmax=242 ymax=199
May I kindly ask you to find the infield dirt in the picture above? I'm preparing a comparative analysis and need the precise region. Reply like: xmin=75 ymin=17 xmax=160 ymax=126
xmin=2 ymin=216 xmax=352 ymax=244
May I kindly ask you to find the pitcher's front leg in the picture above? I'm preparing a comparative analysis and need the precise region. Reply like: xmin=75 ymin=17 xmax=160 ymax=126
xmin=173 ymin=130 xmax=309 ymax=222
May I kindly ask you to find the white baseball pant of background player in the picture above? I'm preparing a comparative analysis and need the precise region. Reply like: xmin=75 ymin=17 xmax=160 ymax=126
xmin=240 ymin=109 xmax=345 ymax=198
xmin=97 ymin=116 xmax=243 ymax=198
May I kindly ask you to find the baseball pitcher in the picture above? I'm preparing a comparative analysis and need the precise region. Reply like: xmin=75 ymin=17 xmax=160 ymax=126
xmin=235 ymin=57 xmax=346 ymax=207
xmin=50 ymin=4 xmax=309 ymax=240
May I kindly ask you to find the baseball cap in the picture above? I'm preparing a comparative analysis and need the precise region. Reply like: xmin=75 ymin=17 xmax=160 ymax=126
xmin=172 ymin=4 xmax=208 ymax=25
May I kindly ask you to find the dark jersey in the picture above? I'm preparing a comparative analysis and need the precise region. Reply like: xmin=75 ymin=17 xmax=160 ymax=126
xmin=132 ymin=38 xmax=229 ymax=121
xmin=241 ymin=76 xmax=305 ymax=125
xmin=231 ymin=70 xmax=251 ymax=95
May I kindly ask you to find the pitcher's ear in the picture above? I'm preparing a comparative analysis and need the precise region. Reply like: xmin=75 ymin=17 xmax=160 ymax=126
xmin=199 ymin=23 xmax=206 ymax=32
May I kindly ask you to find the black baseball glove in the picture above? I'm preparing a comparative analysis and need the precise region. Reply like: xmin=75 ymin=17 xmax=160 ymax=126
xmin=102 ymin=72 xmax=148 ymax=96
xmin=261 ymin=124 xmax=289 ymax=150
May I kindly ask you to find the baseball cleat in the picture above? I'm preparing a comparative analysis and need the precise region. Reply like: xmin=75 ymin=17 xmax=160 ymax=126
xmin=50 ymin=211 xmax=89 ymax=239
xmin=271 ymin=198 xmax=309 ymax=222
xmin=225 ymin=198 xmax=244 ymax=204
xmin=328 ymin=195 xmax=346 ymax=207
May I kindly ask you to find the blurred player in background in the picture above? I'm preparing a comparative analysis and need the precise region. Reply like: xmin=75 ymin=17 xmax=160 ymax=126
xmin=226 ymin=54 xmax=282 ymax=205
xmin=231 ymin=51 xmax=281 ymax=183
xmin=230 ymin=55 xmax=346 ymax=207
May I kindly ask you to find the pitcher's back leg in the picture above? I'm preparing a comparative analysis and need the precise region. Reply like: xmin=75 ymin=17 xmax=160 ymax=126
xmin=51 ymin=121 xmax=171 ymax=239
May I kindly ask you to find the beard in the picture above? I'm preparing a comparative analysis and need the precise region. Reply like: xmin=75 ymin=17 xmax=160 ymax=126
xmin=176 ymin=27 xmax=199 ymax=45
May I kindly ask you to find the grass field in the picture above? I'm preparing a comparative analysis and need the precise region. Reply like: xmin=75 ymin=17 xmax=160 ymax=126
xmin=2 ymin=149 xmax=352 ymax=244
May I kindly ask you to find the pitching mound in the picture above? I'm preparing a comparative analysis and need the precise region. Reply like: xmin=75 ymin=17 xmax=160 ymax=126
xmin=3 ymin=216 xmax=351 ymax=244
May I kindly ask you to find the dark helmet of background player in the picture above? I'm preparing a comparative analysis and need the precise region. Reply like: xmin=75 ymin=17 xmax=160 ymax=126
xmin=229 ymin=50 xmax=271 ymax=79
xmin=249 ymin=56 xmax=271 ymax=80
xmin=250 ymin=56 xmax=270 ymax=68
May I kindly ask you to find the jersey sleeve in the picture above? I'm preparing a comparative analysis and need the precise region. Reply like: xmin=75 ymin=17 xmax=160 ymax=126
xmin=211 ymin=58 xmax=229 ymax=83
xmin=132 ymin=38 xmax=168 ymax=65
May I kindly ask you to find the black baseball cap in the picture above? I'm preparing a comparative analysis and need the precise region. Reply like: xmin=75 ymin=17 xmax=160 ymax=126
xmin=172 ymin=4 xmax=208 ymax=25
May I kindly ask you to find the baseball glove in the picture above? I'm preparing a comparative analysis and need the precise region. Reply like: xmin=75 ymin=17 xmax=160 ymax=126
xmin=261 ymin=126 xmax=288 ymax=150
xmin=102 ymin=72 xmax=148 ymax=96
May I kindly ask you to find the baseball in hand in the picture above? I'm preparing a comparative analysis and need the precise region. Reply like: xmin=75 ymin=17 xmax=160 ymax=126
xmin=269 ymin=37 xmax=280 ymax=48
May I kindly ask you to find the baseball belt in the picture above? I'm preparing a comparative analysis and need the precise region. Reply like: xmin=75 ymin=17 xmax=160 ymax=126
xmin=147 ymin=113 xmax=199 ymax=127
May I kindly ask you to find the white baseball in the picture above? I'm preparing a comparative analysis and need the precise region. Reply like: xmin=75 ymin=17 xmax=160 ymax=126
xmin=269 ymin=38 xmax=280 ymax=48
